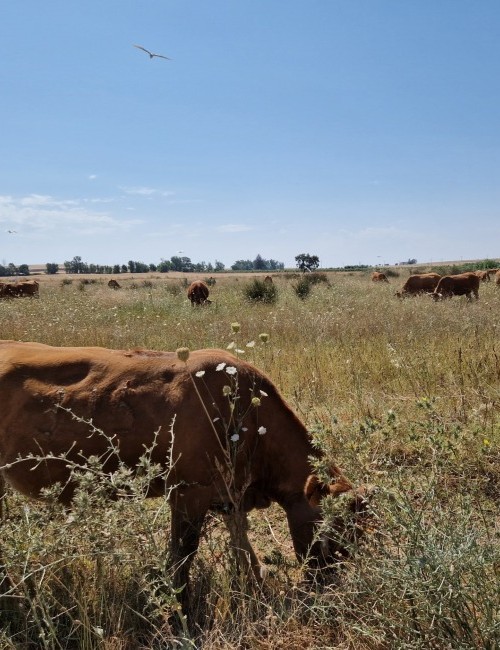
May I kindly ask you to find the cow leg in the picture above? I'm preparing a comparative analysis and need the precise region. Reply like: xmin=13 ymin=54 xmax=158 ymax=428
xmin=223 ymin=510 xmax=265 ymax=583
xmin=168 ymin=489 xmax=210 ymax=610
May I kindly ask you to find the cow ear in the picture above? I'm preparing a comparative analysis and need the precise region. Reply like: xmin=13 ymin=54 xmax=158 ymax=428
xmin=305 ymin=469 xmax=356 ymax=507
xmin=304 ymin=474 xmax=330 ymax=507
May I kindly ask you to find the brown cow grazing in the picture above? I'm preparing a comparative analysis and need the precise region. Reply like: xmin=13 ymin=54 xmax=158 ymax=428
xmin=264 ymin=275 xmax=273 ymax=284
xmin=487 ymin=268 xmax=500 ymax=281
xmin=474 ymin=270 xmax=489 ymax=283
xmin=395 ymin=273 xmax=441 ymax=298
xmin=495 ymin=270 xmax=500 ymax=286
xmin=187 ymin=280 xmax=210 ymax=305
xmin=108 ymin=279 xmax=121 ymax=289
xmin=0 ymin=280 xmax=39 ymax=298
xmin=432 ymin=272 xmax=480 ymax=301
xmin=371 ymin=271 xmax=389 ymax=283
xmin=0 ymin=341 xmax=372 ymax=609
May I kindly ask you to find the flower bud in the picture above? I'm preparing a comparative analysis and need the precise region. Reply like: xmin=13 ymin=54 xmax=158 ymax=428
xmin=176 ymin=347 xmax=190 ymax=362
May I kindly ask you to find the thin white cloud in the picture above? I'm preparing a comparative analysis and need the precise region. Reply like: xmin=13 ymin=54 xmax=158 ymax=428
xmin=120 ymin=185 xmax=174 ymax=198
xmin=216 ymin=224 xmax=253 ymax=233
xmin=88 ymin=174 xmax=97 ymax=180
xmin=0 ymin=194 xmax=141 ymax=235
xmin=340 ymin=225 xmax=414 ymax=240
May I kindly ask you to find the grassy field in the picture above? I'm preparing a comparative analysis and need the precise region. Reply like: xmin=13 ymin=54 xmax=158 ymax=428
xmin=0 ymin=270 xmax=499 ymax=649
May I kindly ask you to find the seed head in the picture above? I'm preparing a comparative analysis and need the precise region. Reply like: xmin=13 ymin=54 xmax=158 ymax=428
xmin=231 ymin=322 xmax=241 ymax=333
xmin=176 ymin=347 xmax=190 ymax=362
xmin=259 ymin=333 xmax=269 ymax=343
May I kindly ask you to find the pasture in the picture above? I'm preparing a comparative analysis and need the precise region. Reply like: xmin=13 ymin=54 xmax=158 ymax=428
xmin=0 ymin=270 xmax=499 ymax=649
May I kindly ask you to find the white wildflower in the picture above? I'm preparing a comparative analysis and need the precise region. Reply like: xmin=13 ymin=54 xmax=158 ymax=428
xmin=235 ymin=349 xmax=245 ymax=354
xmin=246 ymin=341 xmax=255 ymax=348
xmin=230 ymin=433 xmax=240 ymax=442
xmin=259 ymin=390 xmax=268 ymax=397
xmin=226 ymin=366 xmax=237 ymax=375
xmin=227 ymin=341 xmax=236 ymax=350
xmin=258 ymin=426 xmax=267 ymax=435
xmin=195 ymin=370 xmax=205 ymax=378
xmin=216 ymin=362 xmax=226 ymax=371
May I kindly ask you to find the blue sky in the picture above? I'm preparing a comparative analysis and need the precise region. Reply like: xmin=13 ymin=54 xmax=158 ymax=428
xmin=1 ymin=1 xmax=499 ymax=269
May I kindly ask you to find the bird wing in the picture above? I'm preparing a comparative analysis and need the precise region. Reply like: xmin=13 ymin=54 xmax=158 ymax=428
xmin=153 ymin=53 xmax=171 ymax=60
xmin=133 ymin=44 xmax=153 ymax=56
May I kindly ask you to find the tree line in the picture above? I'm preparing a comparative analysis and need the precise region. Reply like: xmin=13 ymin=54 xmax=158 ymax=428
xmin=1 ymin=252 xmax=322 ymax=277
xmin=49 ymin=253 xmax=287 ymax=275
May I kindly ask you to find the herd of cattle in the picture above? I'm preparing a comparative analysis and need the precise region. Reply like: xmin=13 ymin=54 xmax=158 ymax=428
xmin=1 ymin=270 xmax=499 ymax=304
xmin=0 ymin=266 xmax=495 ymax=609
xmin=372 ymin=268 xmax=500 ymax=300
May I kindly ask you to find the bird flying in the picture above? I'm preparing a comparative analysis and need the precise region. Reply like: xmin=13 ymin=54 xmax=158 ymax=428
xmin=7 ymin=230 xmax=17 ymax=234
xmin=133 ymin=44 xmax=171 ymax=60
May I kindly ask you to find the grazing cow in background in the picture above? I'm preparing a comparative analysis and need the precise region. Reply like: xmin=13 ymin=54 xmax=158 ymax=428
xmin=0 ymin=280 xmax=39 ymax=299
xmin=264 ymin=275 xmax=273 ymax=284
xmin=187 ymin=280 xmax=211 ymax=306
xmin=395 ymin=273 xmax=441 ymax=298
xmin=0 ymin=341 xmax=373 ymax=608
xmin=108 ymin=279 xmax=121 ymax=289
xmin=371 ymin=271 xmax=389 ymax=283
xmin=495 ymin=270 xmax=500 ymax=286
xmin=487 ymin=268 xmax=500 ymax=281
xmin=474 ymin=270 xmax=489 ymax=283
xmin=432 ymin=272 xmax=480 ymax=301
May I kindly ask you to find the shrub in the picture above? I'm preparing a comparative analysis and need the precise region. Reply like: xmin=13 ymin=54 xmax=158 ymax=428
xmin=243 ymin=279 xmax=278 ymax=304
xmin=293 ymin=272 xmax=328 ymax=299
xmin=305 ymin=272 xmax=329 ymax=285
xmin=293 ymin=276 xmax=313 ymax=299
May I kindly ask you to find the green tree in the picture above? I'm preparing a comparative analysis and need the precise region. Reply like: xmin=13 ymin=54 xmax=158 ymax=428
xmin=46 ymin=263 xmax=59 ymax=275
xmin=295 ymin=253 xmax=320 ymax=273
xmin=253 ymin=254 xmax=267 ymax=270
xmin=231 ymin=259 xmax=254 ymax=271
xmin=64 ymin=256 xmax=87 ymax=274
xmin=157 ymin=260 xmax=172 ymax=272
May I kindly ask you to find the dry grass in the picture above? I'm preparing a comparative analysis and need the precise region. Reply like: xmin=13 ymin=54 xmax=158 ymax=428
xmin=0 ymin=271 xmax=499 ymax=648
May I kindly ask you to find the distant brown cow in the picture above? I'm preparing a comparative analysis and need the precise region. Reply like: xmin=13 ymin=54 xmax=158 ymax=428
xmin=0 ymin=341 xmax=373 ymax=608
xmin=371 ymin=271 xmax=389 ymax=283
xmin=487 ymin=268 xmax=500 ymax=280
xmin=433 ymin=272 xmax=480 ymax=301
xmin=108 ymin=279 xmax=121 ymax=289
xmin=474 ymin=270 xmax=489 ymax=283
xmin=0 ymin=280 xmax=39 ymax=299
xmin=264 ymin=275 xmax=273 ymax=284
xmin=187 ymin=280 xmax=210 ymax=305
xmin=396 ymin=273 xmax=441 ymax=298
xmin=495 ymin=270 xmax=500 ymax=286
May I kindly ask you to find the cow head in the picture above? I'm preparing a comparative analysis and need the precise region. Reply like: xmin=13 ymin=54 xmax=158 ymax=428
xmin=304 ymin=469 xmax=375 ymax=570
